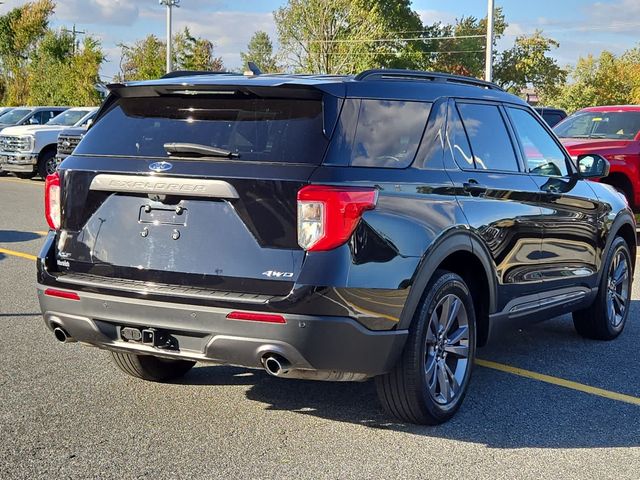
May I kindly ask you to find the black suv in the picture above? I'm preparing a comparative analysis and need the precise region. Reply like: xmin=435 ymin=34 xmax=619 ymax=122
xmin=37 ymin=69 xmax=636 ymax=425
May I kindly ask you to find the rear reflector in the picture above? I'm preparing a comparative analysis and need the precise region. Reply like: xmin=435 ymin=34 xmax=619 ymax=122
xmin=44 ymin=289 xmax=80 ymax=301
xmin=226 ymin=311 xmax=286 ymax=324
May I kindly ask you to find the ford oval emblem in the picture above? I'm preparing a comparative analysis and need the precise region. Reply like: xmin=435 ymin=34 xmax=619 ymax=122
xmin=149 ymin=161 xmax=173 ymax=172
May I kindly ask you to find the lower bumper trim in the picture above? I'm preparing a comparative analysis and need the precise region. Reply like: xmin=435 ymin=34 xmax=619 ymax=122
xmin=38 ymin=285 xmax=407 ymax=377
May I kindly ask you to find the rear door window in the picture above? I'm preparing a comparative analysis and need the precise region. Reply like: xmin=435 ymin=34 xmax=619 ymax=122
xmin=457 ymin=103 xmax=520 ymax=172
xmin=75 ymin=96 xmax=329 ymax=164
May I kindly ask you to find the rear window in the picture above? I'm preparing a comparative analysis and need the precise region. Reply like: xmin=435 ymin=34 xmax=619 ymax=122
xmin=554 ymin=111 xmax=640 ymax=140
xmin=75 ymin=96 xmax=328 ymax=164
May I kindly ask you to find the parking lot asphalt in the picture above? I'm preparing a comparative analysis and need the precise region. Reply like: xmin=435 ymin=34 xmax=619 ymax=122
xmin=1 ymin=176 xmax=639 ymax=479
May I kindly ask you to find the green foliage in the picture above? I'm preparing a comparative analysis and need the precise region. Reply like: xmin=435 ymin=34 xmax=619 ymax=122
xmin=240 ymin=31 xmax=279 ymax=73
xmin=494 ymin=31 xmax=566 ymax=99
xmin=118 ymin=28 xmax=224 ymax=81
xmin=0 ymin=0 xmax=55 ymax=105
xmin=27 ymin=33 xmax=104 ymax=106
xmin=425 ymin=8 xmax=507 ymax=76
xmin=118 ymin=35 xmax=166 ymax=81
xmin=274 ymin=0 xmax=424 ymax=74
xmin=174 ymin=27 xmax=224 ymax=72
xmin=547 ymin=49 xmax=640 ymax=112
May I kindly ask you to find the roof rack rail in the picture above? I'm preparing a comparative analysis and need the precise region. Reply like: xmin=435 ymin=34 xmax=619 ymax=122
xmin=161 ymin=70 xmax=240 ymax=79
xmin=354 ymin=69 xmax=504 ymax=91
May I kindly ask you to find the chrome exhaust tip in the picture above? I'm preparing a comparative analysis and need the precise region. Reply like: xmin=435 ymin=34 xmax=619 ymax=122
xmin=262 ymin=354 xmax=291 ymax=376
xmin=53 ymin=326 xmax=75 ymax=343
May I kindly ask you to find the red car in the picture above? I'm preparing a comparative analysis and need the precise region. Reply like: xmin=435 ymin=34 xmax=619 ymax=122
xmin=554 ymin=105 xmax=640 ymax=210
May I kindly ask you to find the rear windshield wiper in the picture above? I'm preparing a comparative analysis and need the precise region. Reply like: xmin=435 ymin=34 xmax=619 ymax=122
xmin=164 ymin=143 xmax=239 ymax=158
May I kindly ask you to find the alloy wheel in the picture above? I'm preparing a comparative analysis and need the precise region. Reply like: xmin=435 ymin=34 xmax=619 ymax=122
xmin=606 ymin=248 xmax=630 ymax=328
xmin=424 ymin=293 xmax=470 ymax=405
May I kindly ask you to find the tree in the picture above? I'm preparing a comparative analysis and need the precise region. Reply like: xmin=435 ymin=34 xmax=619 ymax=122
xmin=426 ymin=9 xmax=507 ymax=77
xmin=240 ymin=31 xmax=279 ymax=72
xmin=548 ymin=50 xmax=634 ymax=112
xmin=0 ymin=0 xmax=55 ymax=104
xmin=274 ymin=0 xmax=425 ymax=74
xmin=118 ymin=29 xmax=224 ymax=81
xmin=27 ymin=32 xmax=104 ymax=106
xmin=118 ymin=35 xmax=166 ymax=81
xmin=174 ymin=27 xmax=224 ymax=72
xmin=493 ymin=31 xmax=566 ymax=99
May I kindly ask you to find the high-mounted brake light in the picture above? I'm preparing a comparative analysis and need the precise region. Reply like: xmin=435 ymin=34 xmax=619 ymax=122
xmin=297 ymin=185 xmax=377 ymax=251
xmin=226 ymin=311 xmax=287 ymax=324
xmin=44 ymin=172 xmax=61 ymax=230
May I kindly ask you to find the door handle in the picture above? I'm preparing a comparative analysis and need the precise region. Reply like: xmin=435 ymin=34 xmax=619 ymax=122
xmin=463 ymin=179 xmax=487 ymax=196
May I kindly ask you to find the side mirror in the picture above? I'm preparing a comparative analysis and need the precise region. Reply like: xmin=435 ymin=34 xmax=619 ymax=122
xmin=577 ymin=154 xmax=610 ymax=179
xmin=84 ymin=118 xmax=94 ymax=128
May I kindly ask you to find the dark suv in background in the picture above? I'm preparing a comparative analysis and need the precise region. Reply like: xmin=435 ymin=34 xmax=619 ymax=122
xmin=37 ymin=70 xmax=635 ymax=425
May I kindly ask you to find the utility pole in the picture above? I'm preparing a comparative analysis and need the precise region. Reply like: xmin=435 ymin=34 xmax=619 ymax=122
xmin=485 ymin=0 xmax=495 ymax=82
xmin=62 ymin=24 xmax=86 ymax=55
xmin=159 ymin=0 xmax=180 ymax=74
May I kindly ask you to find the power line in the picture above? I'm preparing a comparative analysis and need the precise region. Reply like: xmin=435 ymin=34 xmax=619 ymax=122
xmin=308 ymin=34 xmax=486 ymax=44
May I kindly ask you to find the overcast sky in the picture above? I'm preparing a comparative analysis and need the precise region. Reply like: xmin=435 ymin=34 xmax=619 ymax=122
xmin=1 ymin=0 xmax=638 ymax=81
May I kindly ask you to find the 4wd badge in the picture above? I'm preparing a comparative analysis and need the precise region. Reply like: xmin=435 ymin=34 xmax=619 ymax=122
xmin=262 ymin=270 xmax=294 ymax=278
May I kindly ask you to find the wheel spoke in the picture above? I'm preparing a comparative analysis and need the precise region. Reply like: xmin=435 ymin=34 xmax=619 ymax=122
xmin=443 ymin=362 xmax=460 ymax=400
xmin=444 ymin=297 xmax=461 ymax=333
xmin=438 ymin=295 xmax=452 ymax=330
xmin=444 ymin=343 xmax=469 ymax=358
xmin=613 ymin=258 xmax=627 ymax=285
xmin=446 ymin=325 xmax=469 ymax=346
xmin=613 ymin=292 xmax=625 ymax=312
xmin=607 ymin=292 xmax=616 ymax=322
xmin=426 ymin=312 xmax=438 ymax=343
xmin=425 ymin=354 xmax=437 ymax=379
xmin=436 ymin=361 xmax=451 ymax=401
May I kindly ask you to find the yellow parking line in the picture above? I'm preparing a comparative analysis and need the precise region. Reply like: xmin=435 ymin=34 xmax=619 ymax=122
xmin=34 ymin=231 xmax=49 ymax=236
xmin=1 ymin=241 xmax=639 ymax=407
xmin=476 ymin=358 xmax=640 ymax=407
xmin=0 ymin=247 xmax=38 ymax=261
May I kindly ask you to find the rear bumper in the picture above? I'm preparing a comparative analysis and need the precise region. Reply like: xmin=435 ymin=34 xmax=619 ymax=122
xmin=37 ymin=285 xmax=407 ymax=377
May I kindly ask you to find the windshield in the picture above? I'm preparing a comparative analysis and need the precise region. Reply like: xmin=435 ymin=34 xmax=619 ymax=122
xmin=554 ymin=111 xmax=640 ymax=140
xmin=0 ymin=108 xmax=32 ymax=125
xmin=46 ymin=110 xmax=91 ymax=126
xmin=75 ymin=96 xmax=328 ymax=164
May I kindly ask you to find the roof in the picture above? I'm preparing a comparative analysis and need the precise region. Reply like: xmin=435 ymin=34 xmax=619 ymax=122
xmin=111 ymin=69 xmax=527 ymax=106
xmin=579 ymin=105 xmax=640 ymax=112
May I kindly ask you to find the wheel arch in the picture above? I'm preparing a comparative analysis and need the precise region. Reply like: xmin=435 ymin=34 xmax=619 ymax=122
xmin=398 ymin=230 xmax=497 ymax=347
xmin=38 ymin=143 xmax=57 ymax=161
xmin=600 ymin=211 xmax=637 ymax=281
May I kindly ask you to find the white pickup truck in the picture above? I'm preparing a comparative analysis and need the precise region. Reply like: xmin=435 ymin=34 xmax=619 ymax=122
xmin=0 ymin=107 xmax=97 ymax=178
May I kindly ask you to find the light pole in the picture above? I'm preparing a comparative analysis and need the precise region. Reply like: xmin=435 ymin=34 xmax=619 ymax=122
xmin=159 ymin=0 xmax=180 ymax=74
xmin=485 ymin=0 xmax=495 ymax=82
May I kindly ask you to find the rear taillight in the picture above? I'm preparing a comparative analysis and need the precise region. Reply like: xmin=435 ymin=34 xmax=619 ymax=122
xmin=44 ymin=172 xmax=61 ymax=230
xmin=297 ymin=185 xmax=377 ymax=251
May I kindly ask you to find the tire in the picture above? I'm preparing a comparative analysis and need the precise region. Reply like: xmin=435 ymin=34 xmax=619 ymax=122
xmin=573 ymin=237 xmax=632 ymax=340
xmin=376 ymin=270 xmax=476 ymax=425
xmin=37 ymin=149 xmax=57 ymax=179
xmin=111 ymin=351 xmax=196 ymax=382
